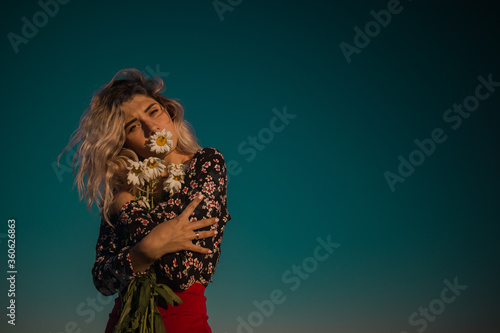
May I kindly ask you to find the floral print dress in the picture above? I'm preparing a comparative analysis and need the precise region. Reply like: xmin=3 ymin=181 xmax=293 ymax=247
xmin=92 ymin=147 xmax=231 ymax=296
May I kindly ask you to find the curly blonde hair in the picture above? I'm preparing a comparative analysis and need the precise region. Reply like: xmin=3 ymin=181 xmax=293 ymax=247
xmin=62 ymin=68 xmax=200 ymax=226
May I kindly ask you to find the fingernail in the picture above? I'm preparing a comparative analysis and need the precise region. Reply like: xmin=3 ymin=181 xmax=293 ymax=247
xmin=198 ymin=194 xmax=204 ymax=199
xmin=208 ymin=250 xmax=212 ymax=253
xmin=215 ymin=218 xmax=219 ymax=222
xmin=214 ymin=230 xmax=218 ymax=235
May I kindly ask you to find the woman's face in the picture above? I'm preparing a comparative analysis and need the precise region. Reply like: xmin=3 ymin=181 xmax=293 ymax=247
xmin=121 ymin=94 xmax=177 ymax=159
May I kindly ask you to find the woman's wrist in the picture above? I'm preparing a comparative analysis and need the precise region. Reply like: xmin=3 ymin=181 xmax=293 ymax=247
xmin=129 ymin=237 xmax=157 ymax=273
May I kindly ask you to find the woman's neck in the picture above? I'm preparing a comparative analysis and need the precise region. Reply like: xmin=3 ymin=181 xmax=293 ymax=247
xmin=163 ymin=148 xmax=193 ymax=165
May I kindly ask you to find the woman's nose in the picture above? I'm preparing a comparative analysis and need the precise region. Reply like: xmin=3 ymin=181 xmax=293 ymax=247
xmin=143 ymin=122 xmax=160 ymax=136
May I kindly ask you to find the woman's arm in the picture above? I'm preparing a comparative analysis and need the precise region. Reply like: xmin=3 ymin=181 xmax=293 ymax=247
xmin=92 ymin=195 xmax=218 ymax=295
xmin=109 ymin=192 xmax=157 ymax=273
xmin=154 ymin=148 xmax=231 ymax=290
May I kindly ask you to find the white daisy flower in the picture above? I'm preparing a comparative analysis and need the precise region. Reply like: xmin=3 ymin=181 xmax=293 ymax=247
xmin=143 ymin=157 xmax=166 ymax=181
xmin=163 ymin=163 xmax=188 ymax=196
xmin=148 ymin=129 xmax=173 ymax=154
xmin=163 ymin=178 xmax=183 ymax=196
xmin=137 ymin=196 xmax=151 ymax=210
xmin=127 ymin=160 xmax=146 ymax=186
xmin=168 ymin=163 xmax=188 ymax=177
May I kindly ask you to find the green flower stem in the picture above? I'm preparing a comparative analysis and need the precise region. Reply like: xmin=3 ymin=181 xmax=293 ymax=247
xmin=150 ymin=293 xmax=154 ymax=330
xmin=113 ymin=267 xmax=182 ymax=333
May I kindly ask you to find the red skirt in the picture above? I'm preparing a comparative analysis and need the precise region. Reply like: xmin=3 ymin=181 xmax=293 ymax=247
xmin=105 ymin=282 xmax=212 ymax=333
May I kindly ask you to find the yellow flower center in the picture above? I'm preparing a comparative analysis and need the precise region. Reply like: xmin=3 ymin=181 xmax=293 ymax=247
xmin=147 ymin=160 xmax=158 ymax=169
xmin=173 ymin=175 xmax=182 ymax=181
xmin=156 ymin=136 xmax=167 ymax=146
xmin=132 ymin=166 xmax=141 ymax=175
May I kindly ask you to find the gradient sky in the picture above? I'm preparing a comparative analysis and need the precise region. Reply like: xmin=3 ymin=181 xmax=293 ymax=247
xmin=1 ymin=1 xmax=499 ymax=332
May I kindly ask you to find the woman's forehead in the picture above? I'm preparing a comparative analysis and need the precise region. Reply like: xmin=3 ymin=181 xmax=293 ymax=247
xmin=122 ymin=95 xmax=158 ymax=116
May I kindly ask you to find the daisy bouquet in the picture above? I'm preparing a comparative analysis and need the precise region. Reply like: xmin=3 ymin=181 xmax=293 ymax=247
xmin=114 ymin=129 xmax=182 ymax=333
xmin=127 ymin=157 xmax=165 ymax=211
xmin=126 ymin=129 xmax=174 ymax=210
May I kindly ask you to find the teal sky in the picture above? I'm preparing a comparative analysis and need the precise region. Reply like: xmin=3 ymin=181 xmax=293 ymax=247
xmin=1 ymin=1 xmax=499 ymax=332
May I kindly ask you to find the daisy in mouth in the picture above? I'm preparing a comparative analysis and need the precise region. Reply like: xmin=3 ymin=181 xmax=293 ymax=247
xmin=148 ymin=129 xmax=174 ymax=154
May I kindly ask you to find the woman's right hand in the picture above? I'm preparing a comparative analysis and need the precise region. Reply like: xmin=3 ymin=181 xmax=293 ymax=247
xmin=129 ymin=194 xmax=218 ymax=273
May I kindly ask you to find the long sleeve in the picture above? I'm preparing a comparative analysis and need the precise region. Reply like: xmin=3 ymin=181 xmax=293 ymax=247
xmin=91 ymin=216 xmax=138 ymax=296
xmin=91 ymin=201 xmax=164 ymax=296
xmin=154 ymin=147 xmax=231 ymax=291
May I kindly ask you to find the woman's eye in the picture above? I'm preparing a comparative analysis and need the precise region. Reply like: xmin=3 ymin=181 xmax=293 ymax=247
xmin=150 ymin=109 xmax=159 ymax=117
xmin=129 ymin=124 xmax=139 ymax=133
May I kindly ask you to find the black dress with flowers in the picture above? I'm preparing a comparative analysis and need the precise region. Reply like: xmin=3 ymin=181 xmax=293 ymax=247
xmin=92 ymin=147 xmax=231 ymax=296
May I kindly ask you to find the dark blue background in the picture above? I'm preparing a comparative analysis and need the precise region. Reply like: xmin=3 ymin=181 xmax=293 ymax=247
xmin=1 ymin=1 xmax=499 ymax=332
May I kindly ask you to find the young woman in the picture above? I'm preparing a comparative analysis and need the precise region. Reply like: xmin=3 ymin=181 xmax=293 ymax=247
xmin=64 ymin=69 xmax=231 ymax=332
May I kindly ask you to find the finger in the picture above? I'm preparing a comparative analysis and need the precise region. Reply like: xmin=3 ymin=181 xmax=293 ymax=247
xmin=190 ymin=217 xmax=219 ymax=231
xmin=187 ymin=244 xmax=214 ymax=255
xmin=178 ymin=194 xmax=204 ymax=220
xmin=192 ymin=229 xmax=217 ymax=241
